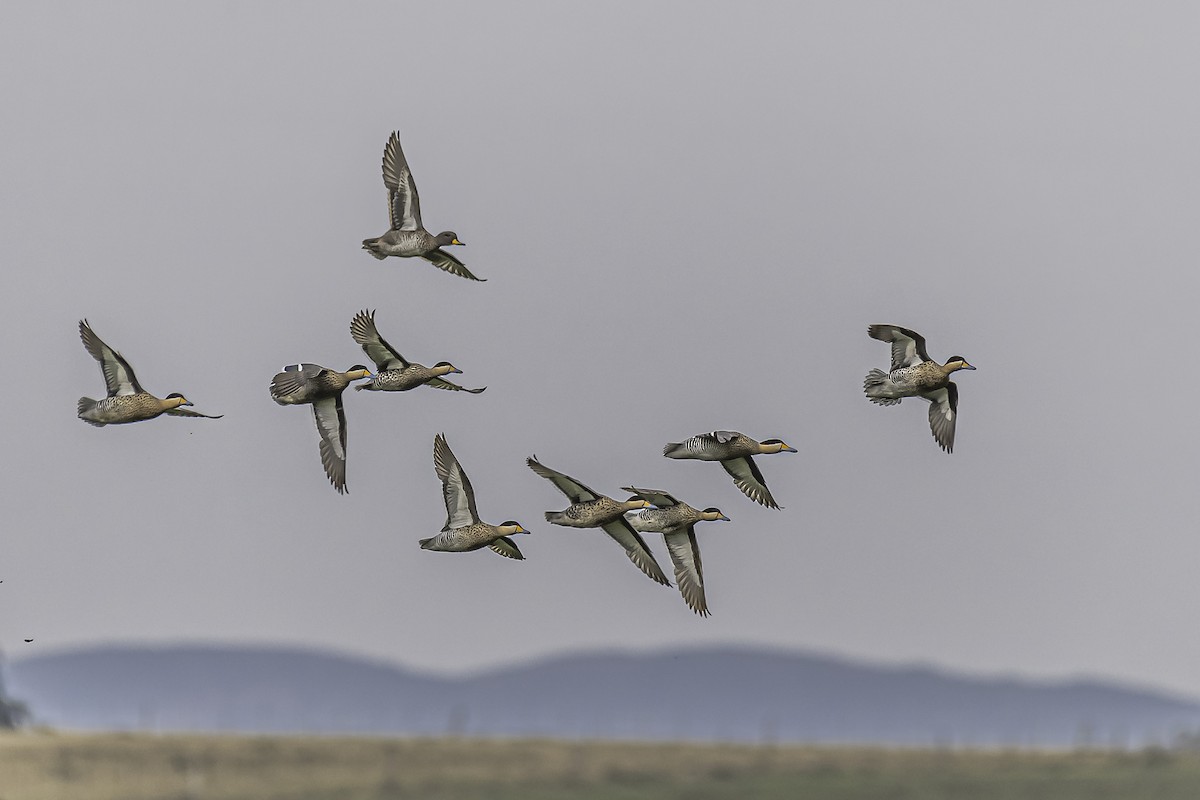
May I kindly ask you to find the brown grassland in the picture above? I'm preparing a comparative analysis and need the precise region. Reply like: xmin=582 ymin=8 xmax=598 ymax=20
xmin=2 ymin=732 xmax=1200 ymax=799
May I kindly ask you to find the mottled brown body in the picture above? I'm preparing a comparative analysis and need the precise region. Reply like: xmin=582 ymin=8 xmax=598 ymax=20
xmin=78 ymin=393 xmax=186 ymax=426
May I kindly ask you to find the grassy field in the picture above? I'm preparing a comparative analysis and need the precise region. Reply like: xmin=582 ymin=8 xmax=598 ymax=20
xmin=1 ymin=732 xmax=1199 ymax=800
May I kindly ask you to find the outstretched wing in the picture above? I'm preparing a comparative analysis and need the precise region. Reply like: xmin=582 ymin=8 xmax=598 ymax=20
xmin=423 ymin=249 xmax=485 ymax=282
xmin=312 ymin=395 xmax=348 ymax=493
xmin=164 ymin=407 xmax=223 ymax=420
xmin=922 ymin=382 xmax=959 ymax=453
xmin=426 ymin=376 xmax=486 ymax=394
xmin=664 ymin=527 xmax=708 ymax=616
xmin=79 ymin=320 xmax=143 ymax=396
xmin=868 ymin=324 xmax=932 ymax=370
xmin=621 ymin=486 xmax=682 ymax=508
xmin=526 ymin=457 xmax=601 ymax=503
xmin=720 ymin=456 xmax=781 ymax=509
xmin=350 ymin=309 xmax=409 ymax=371
xmin=434 ymin=433 xmax=480 ymax=530
xmin=382 ymin=131 xmax=422 ymax=232
xmin=488 ymin=537 xmax=525 ymax=560
xmin=599 ymin=517 xmax=672 ymax=586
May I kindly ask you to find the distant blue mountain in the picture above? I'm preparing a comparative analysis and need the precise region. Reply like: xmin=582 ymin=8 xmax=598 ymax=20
xmin=7 ymin=644 xmax=1199 ymax=746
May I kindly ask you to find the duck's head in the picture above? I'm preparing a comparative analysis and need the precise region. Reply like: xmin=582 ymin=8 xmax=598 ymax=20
xmin=435 ymin=231 xmax=465 ymax=247
xmin=345 ymin=365 xmax=374 ymax=380
xmin=759 ymin=438 xmax=798 ymax=454
xmin=944 ymin=356 xmax=976 ymax=372
xmin=498 ymin=521 xmax=530 ymax=535
xmin=701 ymin=507 xmax=730 ymax=522
xmin=164 ymin=393 xmax=193 ymax=408
xmin=432 ymin=361 xmax=464 ymax=376
xmin=623 ymin=496 xmax=653 ymax=510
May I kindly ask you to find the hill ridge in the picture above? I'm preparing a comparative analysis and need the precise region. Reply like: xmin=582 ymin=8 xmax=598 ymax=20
xmin=8 ymin=643 xmax=1198 ymax=746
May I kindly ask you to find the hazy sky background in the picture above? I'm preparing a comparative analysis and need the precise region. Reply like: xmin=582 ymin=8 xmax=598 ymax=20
xmin=3 ymin=2 xmax=1200 ymax=696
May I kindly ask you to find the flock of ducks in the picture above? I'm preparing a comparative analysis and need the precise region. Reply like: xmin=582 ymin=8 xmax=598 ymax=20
xmin=74 ymin=131 xmax=976 ymax=617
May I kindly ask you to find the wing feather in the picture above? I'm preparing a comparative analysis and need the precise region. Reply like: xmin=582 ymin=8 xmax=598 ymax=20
xmin=922 ymin=382 xmax=958 ymax=453
xmin=350 ymin=309 xmax=409 ymax=371
xmin=424 ymin=248 xmax=484 ymax=281
xmin=488 ymin=537 xmax=525 ymax=560
xmin=526 ymin=457 xmax=600 ymax=503
xmin=164 ymin=407 xmax=223 ymax=420
xmin=599 ymin=518 xmax=672 ymax=586
xmin=664 ymin=527 xmax=709 ymax=616
xmin=868 ymin=324 xmax=932 ymax=370
xmin=426 ymin=376 xmax=486 ymax=393
xmin=720 ymin=456 xmax=781 ymax=509
xmin=382 ymin=131 xmax=422 ymax=232
xmin=79 ymin=320 xmax=143 ymax=396
xmin=621 ymin=486 xmax=681 ymax=508
xmin=312 ymin=396 xmax=348 ymax=493
xmin=434 ymin=434 xmax=480 ymax=530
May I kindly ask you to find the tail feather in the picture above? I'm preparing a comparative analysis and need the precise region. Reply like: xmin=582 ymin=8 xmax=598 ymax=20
xmin=545 ymin=511 xmax=564 ymax=524
xmin=77 ymin=397 xmax=106 ymax=426
xmin=361 ymin=240 xmax=388 ymax=260
xmin=662 ymin=442 xmax=685 ymax=458
xmin=864 ymin=369 xmax=901 ymax=406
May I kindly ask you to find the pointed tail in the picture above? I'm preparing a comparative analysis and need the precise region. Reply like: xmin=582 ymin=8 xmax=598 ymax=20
xmin=864 ymin=369 xmax=902 ymax=406
xmin=77 ymin=397 xmax=107 ymax=426
xmin=662 ymin=442 xmax=686 ymax=458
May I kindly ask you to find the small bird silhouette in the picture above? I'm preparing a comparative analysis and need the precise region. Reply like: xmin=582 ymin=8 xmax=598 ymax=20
xmin=23 ymin=638 xmax=33 ymax=643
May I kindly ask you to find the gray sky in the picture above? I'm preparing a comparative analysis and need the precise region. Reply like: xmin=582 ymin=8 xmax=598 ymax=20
xmin=3 ymin=1 xmax=1200 ymax=697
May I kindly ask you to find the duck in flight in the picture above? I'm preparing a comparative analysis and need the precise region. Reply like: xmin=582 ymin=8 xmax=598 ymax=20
xmin=623 ymin=487 xmax=729 ymax=617
xmin=76 ymin=320 xmax=222 ymax=426
xmin=361 ymin=131 xmax=481 ymax=281
xmin=420 ymin=434 xmax=529 ymax=559
xmin=526 ymin=456 xmax=670 ymax=587
xmin=864 ymin=324 xmax=976 ymax=453
xmin=269 ymin=363 xmax=372 ymax=493
xmin=662 ymin=431 xmax=795 ymax=509
xmin=350 ymin=310 xmax=485 ymax=394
